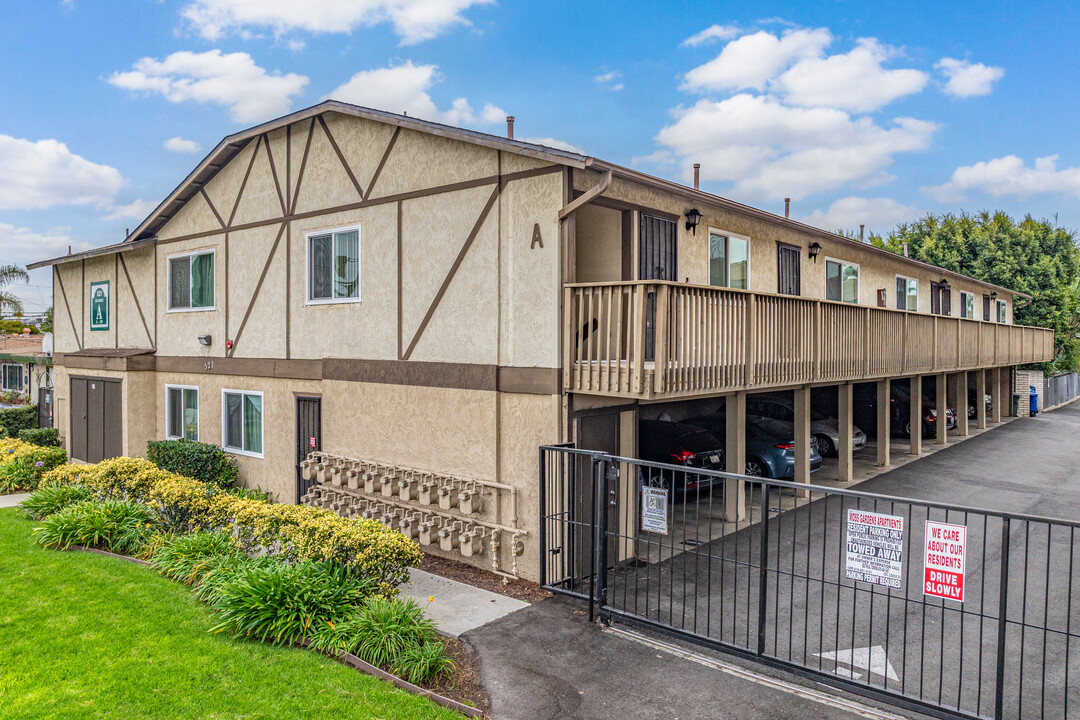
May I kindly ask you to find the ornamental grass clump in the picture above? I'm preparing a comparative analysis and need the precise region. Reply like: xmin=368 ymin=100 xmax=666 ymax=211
xmin=19 ymin=482 xmax=92 ymax=519
xmin=150 ymin=531 xmax=244 ymax=585
xmin=32 ymin=499 xmax=161 ymax=555
xmin=391 ymin=639 xmax=455 ymax=686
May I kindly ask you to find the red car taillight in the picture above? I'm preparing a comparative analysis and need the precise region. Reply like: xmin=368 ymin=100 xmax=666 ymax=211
xmin=672 ymin=450 xmax=696 ymax=462
xmin=775 ymin=443 xmax=795 ymax=450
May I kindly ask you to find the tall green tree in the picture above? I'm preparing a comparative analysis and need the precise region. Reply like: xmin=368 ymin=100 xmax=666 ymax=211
xmin=0 ymin=265 xmax=29 ymax=315
xmin=868 ymin=212 xmax=1080 ymax=370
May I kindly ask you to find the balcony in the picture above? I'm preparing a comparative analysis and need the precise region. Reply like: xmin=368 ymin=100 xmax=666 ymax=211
xmin=564 ymin=281 xmax=1055 ymax=400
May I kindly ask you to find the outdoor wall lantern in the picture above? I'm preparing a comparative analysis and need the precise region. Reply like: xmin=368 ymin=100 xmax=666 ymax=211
xmin=991 ymin=292 xmax=998 ymax=300
xmin=198 ymin=334 xmax=212 ymax=346
xmin=808 ymin=242 xmax=822 ymax=262
xmin=684 ymin=208 xmax=702 ymax=235
xmin=940 ymin=278 xmax=952 ymax=290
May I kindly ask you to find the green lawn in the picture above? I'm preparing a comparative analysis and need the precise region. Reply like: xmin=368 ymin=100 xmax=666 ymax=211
xmin=0 ymin=508 xmax=462 ymax=720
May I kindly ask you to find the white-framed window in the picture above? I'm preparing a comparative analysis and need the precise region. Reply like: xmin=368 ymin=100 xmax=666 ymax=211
xmin=1 ymin=364 xmax=22 ymax=392
xmin=960 ymin=291 xmax=975 ymax=319
xmin=168 ymin=249 xmax=216 ymax=311
xmin=707 ymin=229 xmax=749 ymax=290
xmin=825 ymin=258 xmax=860 ymax=304
xmin=997 ymin=300 xmax=1007 ymax=324
xmin=895 ymin=275 xmax=918 ymax=311
xmin=222 ymin=389 xmax=263 ymax=458
xmin=165 ymin=384 xmax=199 ymax=441
xmin=307 ymin=226 xmax=361 ymax=304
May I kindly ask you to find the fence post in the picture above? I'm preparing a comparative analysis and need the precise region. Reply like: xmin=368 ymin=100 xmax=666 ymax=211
xmin=757 ymin=482 xmax=770 ymax=656
xmin=538 ymin=447 xmax=547 ymax=588
xmin=595 ymin=458 xmax=612 ymax=616
xmin=588 ymin=455 xmax=600 ymax=622
xmin=994 ymin=516 xmax=1011 ymax=720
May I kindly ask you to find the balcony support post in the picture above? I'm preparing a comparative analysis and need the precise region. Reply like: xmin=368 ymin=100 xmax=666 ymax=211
xmin=724 ymin=391 xmax=747 ymax=522
xmin=909 ymin=375 xmax=923 ymax=456
xmin=794 ymin=385 xmax=811 ymax=497
xmin=977 ymin=368 xmax=988 ymax=429
xmin=837 ymin=382 xmax=854 ymax=483
xmin=990 ymin=367 xmax=1002 ymax=423
xmin=876 ymin=379 xmax=891 ymax=466
xmin=958 ymin=371 xmax=970 ymax=436
xmin=936 ymin=372 xmax=949 ymax=446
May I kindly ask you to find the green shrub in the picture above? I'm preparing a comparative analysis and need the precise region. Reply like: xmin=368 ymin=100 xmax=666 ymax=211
xmin=209 ymin=560 xmax=376 ymax=646
xmin=147 ymin=439 xmax=238 ymax=490
xmin=391 ymin=640 xmax=455 ymax=686
xmin=20 ymin=482 xmax=92 ymax=519
xmin=228 ymin=485 xmax=273 ymax=502
xmin=151 ymin=531 xmax=244 ymax=585
xmin=19 ymin=427 xmax=60 ymax=447
xmin=0 ymin=405 xmax=38 ymax=439
xmin=0 ymin=445 xmax=67 ymax=493
xmin=32 ymin=499 xmax=160 ymax=554
xmin=349 ymin=597 xmax=437 ymax=669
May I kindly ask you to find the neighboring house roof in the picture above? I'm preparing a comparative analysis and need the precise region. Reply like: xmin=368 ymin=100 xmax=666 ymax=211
xmin=25 ymin=100 xmax=1030 ymax=299
xmin=0 ymin=334 xmax=49 ymax=364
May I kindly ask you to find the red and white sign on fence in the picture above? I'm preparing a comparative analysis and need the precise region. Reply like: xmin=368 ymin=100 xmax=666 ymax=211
xmin=924 ymin=520 xmax=967 ymax=602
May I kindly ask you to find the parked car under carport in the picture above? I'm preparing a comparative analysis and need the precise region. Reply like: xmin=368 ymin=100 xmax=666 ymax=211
xmin=680 ymin=415 xmax=822 ymax=479
xmin=745 ymin=397 xmax=867 ymax=458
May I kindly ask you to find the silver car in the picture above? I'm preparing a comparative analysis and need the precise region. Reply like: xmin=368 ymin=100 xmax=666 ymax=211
xmin=745 ymin=398 xmax=867 ymax=458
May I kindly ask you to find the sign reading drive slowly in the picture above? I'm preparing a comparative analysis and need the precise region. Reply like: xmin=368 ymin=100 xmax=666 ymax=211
xmin=641 ymin=486 xmax=668 ymax=535
xmin=845 ymin=509 xmax=905 ymax=589
xmin=924 ymin=520 xmax=967 ymax=601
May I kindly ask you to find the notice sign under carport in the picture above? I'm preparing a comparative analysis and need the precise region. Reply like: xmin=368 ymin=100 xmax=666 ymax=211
xmin=924 ymin=520 xmax=966 ymax=602
xmin=641 ymin=486 xmax=668 ymax=535
xmin=845 ymin=509 xmax=904 ymax=589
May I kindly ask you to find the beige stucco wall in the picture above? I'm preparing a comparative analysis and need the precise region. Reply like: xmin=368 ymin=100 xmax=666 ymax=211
xmin=575 ymin=204 xmax=623 ymax=283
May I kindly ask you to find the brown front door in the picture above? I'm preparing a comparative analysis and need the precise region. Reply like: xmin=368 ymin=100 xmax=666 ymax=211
xmin=778 ymin=243 xmax=801 ymax=295
xmin=69 ymin=376 xmax=122 ymax=463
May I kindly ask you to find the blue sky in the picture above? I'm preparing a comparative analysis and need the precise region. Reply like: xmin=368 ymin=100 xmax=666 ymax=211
xmin=3 ymin=0 xmax=1079 ymax=314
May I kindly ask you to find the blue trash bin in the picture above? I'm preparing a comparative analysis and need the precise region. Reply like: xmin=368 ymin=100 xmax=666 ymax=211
xmin=1029 ymin=385 xmax=1039 ymax=416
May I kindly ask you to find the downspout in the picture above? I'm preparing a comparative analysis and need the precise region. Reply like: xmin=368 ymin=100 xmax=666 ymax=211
xmin=559 ymin=169 xmax=613 ymax=221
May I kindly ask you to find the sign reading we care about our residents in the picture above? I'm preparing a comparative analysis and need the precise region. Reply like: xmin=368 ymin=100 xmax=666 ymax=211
xmin=90 ymin=280 xmax=109 ymax=331
xmin=845 ymin=509 xmax=905 ymax=589
xmin=924 ymin=520 xmax=967 ymax=602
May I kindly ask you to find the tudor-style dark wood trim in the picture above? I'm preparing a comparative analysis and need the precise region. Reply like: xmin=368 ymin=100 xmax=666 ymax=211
xmin=366 ymin=126 xmax=400 ymax=200
xmin=228 ymin=135 xmax=262 ymax=227
xmin=224 ymin=231 xmax=230 ymax=348
xmin=397 ymin=199 xmax=403 ymax=360
xmin=286 ymin=124 xmax=292 ymax=212
xmin=81 ymin=259 xmax=86 ymax=343
xmin=55 ymin=265 xmax=82 ymax=351
xmin=227 ymin=221 xmax=288 ymax=357
xmin=289 ymin=118 xmax=317 ymax=215
xmin=200 ymin=188 xmax=227 ymax=229
xmin=497 ymin=367 xmax=560 ymax=395
xmin=571 ymin=190 xmax=681 ymax=222
xmin=263 ymin=132 xmax=287 ymax=215
xmin=118 ymin=254 xmax=153 ymax=347
xmin=324 ymin=358 xmax=497 ymax=391
xmin=114 ymin=253 xmax=119 ymax=348
xmin=402 ymin=183 xmax=501 ymax=361
xmin=317 ymin=115 xmax=364 ymax=200
xmin=156 ymin=355 xmax=321 ymax=379
xmin=285 ymin=223 xmax=291 ymax=360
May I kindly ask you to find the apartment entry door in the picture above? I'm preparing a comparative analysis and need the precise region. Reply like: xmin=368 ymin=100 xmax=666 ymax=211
xmin=778 ymin=243 xmax=801 ymax=295
xmin=295 ymin=396 xmax=322 ymax=504
xmin=641 ymin=214 xmax=678 ymax=361
xmin=69 ymin=376 xmax=122 ymax=463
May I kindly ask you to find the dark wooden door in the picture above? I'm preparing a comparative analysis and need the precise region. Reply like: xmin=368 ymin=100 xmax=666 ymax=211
xmin=983 ymin=294 xmax=992 ymax=321
xmin=778 ymin=243 xmax=801 ymax=295
xmin=86 ymin=379 xmax=104 ymax=463
xmin=103 ymin=382 xmax=122 ymax=460
xmin=70 ymin=376 xmax=122 ymax=463
xmin=640 ymin=214 xmax=677 ymax=362
xmin=296 ymin=396 xmax=322 ymax=503
xmin=70 ymin=377 xmax=87 ymax=462
xmin=575 ymin=413 xmax=621 ymax=582
xmin=931 ymin=282 xmax=941 ymax=315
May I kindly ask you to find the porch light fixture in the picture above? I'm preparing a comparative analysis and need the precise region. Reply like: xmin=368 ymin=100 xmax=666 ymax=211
xmin=198 ymin=334 xmax=212 ymax=346
xmin=991 ymin=292 xmax=998 ymax=300
xmin=808 ymin=241 xmax=822 ymax=262
xmin=685 ymin=208 xmax=702 ymax=235
xmin=940 ymin=278 xmax=951 ymax=290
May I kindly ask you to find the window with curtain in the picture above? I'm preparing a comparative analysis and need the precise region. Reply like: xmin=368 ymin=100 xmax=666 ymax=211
xmin=997 ymin=300 xmax=1007 ymax=324
xmin=2 ymin=364 xmax=22 ymax=392
xmin=166 ymin=385 xmax=199 ymax=441
xmin=223 ymin=390 xmax=263 ymax=456
xmin=708 ymin=232 xmax=749 ymax=290
xmin=308 ymin=228 xmax=361 ymax=302
xmin=896 ymin=276 xmax=918 ymax=311
xmin=826 ymin=260 xmax=859 ymax=303
xmin=168 ymin=251 xmax=215 ymax=310
xmin=960 ymin=292 xmax=974 ymax=319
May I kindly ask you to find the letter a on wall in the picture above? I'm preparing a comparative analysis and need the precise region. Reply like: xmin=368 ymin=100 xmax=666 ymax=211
xmin=531 ymin=223 xmax=544 ymax=249
xmin=90 ymin=280 xmax=110 ymax=331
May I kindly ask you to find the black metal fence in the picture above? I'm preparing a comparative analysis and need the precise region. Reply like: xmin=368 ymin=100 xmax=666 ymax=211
xmin=539 ymin=445 xmax=1080 ymax=720
xmin=1044 ymin=373 xmax=1080 ymax=410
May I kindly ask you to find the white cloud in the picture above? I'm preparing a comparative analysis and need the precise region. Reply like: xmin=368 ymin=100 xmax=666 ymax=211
xmin=327 ymin=61 xmax=505 ymax=126
xmin=774 ymin=38 xmax=928 ymax=112
xmin=682 ymin=24 xmax=739 ymax=48
xmin=164 ymin=136 xmax=202 ymax=154
xmin=682 ymin=28 xmax=832 ymax=92
xmin=0 ymin=135 xmax=123 ymax=211
xmin=108 ymin=50 xmax=309 ymax=124
xmin=654 ymin=94 xmax=936 ymax=200
xmin=801 ymin=196 xmax=923 ymax=233
xmin=924 ymin=155 xmax=1080 ymax=202
xmin=521 ymin=137 xmax=584 ymax=154
xmin=0 ymin=223 xmax=89 ymax=266
xmin=181 ymin=0 xmax=492 ymax=45
xmin=936 ymin=57 xmax=1004 ymax=98
xmin=103 ymin=198 xmax=159 ymax=221
xmin=594 ymin=70 xmax=623 ymax=92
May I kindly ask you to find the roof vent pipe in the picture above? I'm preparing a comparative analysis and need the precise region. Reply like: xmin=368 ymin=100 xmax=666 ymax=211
xmin=859 ymin=224 xmax=865 ymax=242
xmin=506 ymin=116 xmax=514 ymax=140
xmin=693 ymin=163 xmax=700 ymax=190
xmin=784 ymin=198 xmax=790 ymax=219
xmin=903 ymin=242 xmax=909 ymax=257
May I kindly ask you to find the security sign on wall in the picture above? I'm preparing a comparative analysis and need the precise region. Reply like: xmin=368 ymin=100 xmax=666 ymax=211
xmin=90 ymin=280 xmax=110 ymax=331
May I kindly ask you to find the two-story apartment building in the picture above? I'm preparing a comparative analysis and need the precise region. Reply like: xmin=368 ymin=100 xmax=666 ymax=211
xmin=30 ymin=101 xmax=1053 ymax=582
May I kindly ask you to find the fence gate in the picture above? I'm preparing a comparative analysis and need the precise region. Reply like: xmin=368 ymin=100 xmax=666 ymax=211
xmin=540 ymin=445 xmax=1080 ymax=720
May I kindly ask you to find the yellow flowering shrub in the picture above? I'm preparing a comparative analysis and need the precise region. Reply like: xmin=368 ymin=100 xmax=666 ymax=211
xmin=46 ymin=455 xmax=421 ymax=591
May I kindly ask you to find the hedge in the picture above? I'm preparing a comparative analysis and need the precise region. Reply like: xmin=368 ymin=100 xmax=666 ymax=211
xmin=42 ymin=458 xmax=422 ymax=594
xmin=19 ymin=427 xmax=60 ymax=447
xmin=0 ymin=405 xmax=38 ymax=439
xmin=0 ymin=439 xmax=67 ymax=493
xmin=147 ymin=439 xmax=239 ymax=490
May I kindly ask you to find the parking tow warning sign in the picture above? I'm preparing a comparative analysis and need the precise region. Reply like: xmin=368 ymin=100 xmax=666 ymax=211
xmin=924 ymin=520 xmax=966 ymax=602
xmin=641 ymin=486 xmax=668 ymax=535
xmin=845 ymin=509 xmax=904 ymax=589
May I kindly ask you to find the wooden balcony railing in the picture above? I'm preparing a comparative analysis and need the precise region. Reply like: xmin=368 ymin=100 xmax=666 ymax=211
xmin=564 ymin=281 xmax=1055 ymax=399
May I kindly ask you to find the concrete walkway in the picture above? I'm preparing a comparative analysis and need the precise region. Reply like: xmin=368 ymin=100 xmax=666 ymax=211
xmin=0 ymin=493 xmax=29 ymax=508
xmin=400 ymin=567 xmax=528 ymax=638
